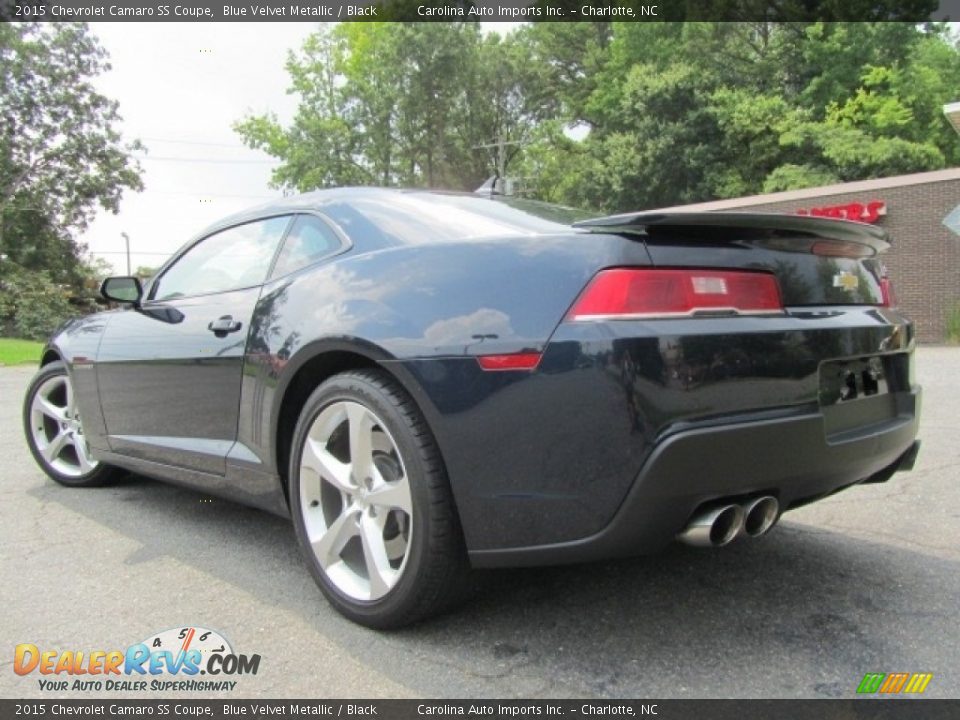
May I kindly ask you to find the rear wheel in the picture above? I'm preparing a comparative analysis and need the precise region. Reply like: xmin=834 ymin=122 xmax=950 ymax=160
xmin=289 ymin=369 xmax=470 ymax=628
xmin=23 ymin=361 xmax=122 ymax=487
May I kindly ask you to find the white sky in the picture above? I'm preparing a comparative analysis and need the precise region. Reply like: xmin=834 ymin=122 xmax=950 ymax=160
xmin=84 ymin=22 xmax=316 ymax=274
xmin=83 ymin=22 xmax=521 ymax=275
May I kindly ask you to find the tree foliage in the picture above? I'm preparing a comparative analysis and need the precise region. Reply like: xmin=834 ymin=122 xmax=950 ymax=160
xmin=0 ymin=22 xmax=142 ymax=338
xmin=242 ymin=21 xmax=959 ymax=214
xmin=518 ymin=21 xmax=959 ymax=211
xmin=235 ymin=22 xmax=551 ymax=192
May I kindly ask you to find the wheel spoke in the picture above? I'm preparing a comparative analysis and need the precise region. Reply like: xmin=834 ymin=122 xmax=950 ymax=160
xmin=34 ymin=396 xmax=66 ymax=423
xmin=65 ymin=380 xmax=75 ymax=416
xmin=360 ymin=512 xmax=395 ymax=597
xmin=74 ymin=437 xmax=96 ymax=474
xmin=41 ymin=432 xmax=69 ymax=463
xmin=367 ymin=478 xmax=412 ymax=515
xmin=310 ymin=507 xmax=359 ymax=569
xmin=301 ymin=438 xmax=353 ymax=492
xmin=346 ymin=403 xmax=374 ymax=480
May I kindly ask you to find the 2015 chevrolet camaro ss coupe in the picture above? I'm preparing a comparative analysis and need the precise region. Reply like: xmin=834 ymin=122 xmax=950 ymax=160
xmin=23 ymin=188 xmax=921 ymax=627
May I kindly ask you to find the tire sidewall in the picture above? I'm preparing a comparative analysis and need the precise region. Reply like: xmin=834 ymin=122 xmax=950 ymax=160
xmin=289 ymin=373 xmax=436 ymax=626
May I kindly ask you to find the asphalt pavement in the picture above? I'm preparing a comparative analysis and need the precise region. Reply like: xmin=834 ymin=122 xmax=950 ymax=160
xmin=1 ymin=347 xmax=958 ymax=699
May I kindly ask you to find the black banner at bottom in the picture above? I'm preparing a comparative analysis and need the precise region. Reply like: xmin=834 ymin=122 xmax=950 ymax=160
xmin=2 ymin=700 xmax=959 ymax=720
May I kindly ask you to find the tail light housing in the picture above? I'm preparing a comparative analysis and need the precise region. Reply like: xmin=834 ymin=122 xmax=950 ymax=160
xmin=568 ymin=268 xmax=783 ymax=320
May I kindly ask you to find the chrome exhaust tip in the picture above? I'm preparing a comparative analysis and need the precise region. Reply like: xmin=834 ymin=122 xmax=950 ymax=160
xmin=742 ymin=496 xmax=779 ymax=538
xmin=677 ymin=504 xmax=745 ymax=548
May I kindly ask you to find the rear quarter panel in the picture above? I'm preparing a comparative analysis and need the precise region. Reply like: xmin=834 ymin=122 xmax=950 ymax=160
xmin=237 ymin=233 xmax=650 ymax=501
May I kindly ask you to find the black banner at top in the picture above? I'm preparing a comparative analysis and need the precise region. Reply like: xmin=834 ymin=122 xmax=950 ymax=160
xmin=1 ymin=0 xmax=959 ymax=22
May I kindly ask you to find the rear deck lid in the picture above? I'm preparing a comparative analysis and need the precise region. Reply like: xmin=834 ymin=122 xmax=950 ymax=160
xmin=574 ymin=211 xmax=891 ymax=306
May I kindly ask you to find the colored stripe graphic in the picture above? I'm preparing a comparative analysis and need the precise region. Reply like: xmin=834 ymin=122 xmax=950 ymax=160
xmin=857 ymin=673 xmax=886 ymax=694
xmin=880 ymin=673 xmax=909 ymax=693
xmin=904 ymin=673 xmax=933 ymax=694
xmin=857 ymin=672 xmax=932 ymax=694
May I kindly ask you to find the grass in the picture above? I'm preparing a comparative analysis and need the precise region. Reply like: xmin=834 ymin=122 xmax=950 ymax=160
xmin=0 ymin=337 xmax=43 ymax=366
xmin=947 ymin=302 xmax=960 ymax=345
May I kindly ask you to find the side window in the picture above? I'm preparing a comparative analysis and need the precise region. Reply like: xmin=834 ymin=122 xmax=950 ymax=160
xmin=269 ymin=215 xmax=342 ymax=280
xmin=152 ymin=216 xmax=291 ymax=300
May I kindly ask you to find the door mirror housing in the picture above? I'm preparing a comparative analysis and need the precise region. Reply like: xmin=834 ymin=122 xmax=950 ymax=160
xmin=101 ymin=276 xmax=143 ymax=306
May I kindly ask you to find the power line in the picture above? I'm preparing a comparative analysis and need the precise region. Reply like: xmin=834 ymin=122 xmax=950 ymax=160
xmin=89 ymin=250 xmax=171 ymax=256
xmin=134 ymin=155 xmax=281 ymax=165
xmin=150 ymin=190 xmax=280 ymax=199
xmin=140 ymin=136 xmax=249 ymax=149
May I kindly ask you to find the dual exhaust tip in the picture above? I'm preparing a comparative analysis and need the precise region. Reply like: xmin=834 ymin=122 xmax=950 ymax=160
xmin=678 ymin=496 xmax=779 ymax=548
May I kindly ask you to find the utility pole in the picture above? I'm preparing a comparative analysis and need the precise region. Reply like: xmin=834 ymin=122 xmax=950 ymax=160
xmin=121 ymin=232 xmax=131 ymax=275
xmin=473 ymin=135 xmax=524 ymax=194
xmin=496 ymin=135 xmax=506 ymax=180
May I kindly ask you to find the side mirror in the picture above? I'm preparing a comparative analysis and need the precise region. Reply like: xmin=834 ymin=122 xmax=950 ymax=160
xmin=100 ymin=276 xmax=143 ymax=306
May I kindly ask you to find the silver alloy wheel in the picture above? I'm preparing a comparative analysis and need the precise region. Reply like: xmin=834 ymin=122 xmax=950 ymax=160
xmin=299 ymin=400 xmax=413 ymax=601
xmin=29 ymin=374 xmax=99 ymax=478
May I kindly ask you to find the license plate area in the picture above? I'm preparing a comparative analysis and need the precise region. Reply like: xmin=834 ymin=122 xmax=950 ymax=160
xmin=820 ymin=356 xmax=888 ymax=406
xmin=820 ymin=355 xmax=906 ymax=438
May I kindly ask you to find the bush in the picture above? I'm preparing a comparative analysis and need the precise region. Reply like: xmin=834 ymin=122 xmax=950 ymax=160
xmin=0 ymin=264 xmax=76 ymax=341
xmin=946 ymin=302 xmax=960 ymax=345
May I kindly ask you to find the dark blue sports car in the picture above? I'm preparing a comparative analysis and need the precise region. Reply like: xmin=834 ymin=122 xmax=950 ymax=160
xmin=23 ymin=188 xmax=921 ymax=627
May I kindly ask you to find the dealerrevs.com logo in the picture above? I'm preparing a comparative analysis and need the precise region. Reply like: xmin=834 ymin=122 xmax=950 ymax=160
xmin=14 ymin=626 xmax=260 ymax=692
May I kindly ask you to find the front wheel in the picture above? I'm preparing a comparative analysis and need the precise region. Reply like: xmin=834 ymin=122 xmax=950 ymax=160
xmin=289 ymin=369 xmax=470 ymax=628
xmin=23 ymin=361 xmax=122 ymax=487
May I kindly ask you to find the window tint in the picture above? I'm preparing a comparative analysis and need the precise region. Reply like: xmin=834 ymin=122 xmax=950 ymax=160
xmin=269 ymin=215 xmax=342 ymax=279
xmin=153 ymin=216 xmax=290 ymax=300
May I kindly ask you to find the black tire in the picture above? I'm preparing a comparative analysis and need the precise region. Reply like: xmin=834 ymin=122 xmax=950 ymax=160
xmin=23 ymin=361 xmax=122 ymax=488
xmin=289 ymin=368 xmax=471 ymax=628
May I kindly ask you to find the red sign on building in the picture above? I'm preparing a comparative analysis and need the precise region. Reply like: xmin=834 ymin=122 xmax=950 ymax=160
xmin=796 ymin=200 xmax=886 ymax=224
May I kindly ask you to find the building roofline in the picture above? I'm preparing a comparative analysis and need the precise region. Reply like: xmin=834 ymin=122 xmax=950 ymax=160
xmin=651 ymin=167 xmax=960 ymax=212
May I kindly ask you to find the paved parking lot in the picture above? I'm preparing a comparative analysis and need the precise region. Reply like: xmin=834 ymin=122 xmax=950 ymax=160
xmin=1 ymin=347 xmax=958 ymax=699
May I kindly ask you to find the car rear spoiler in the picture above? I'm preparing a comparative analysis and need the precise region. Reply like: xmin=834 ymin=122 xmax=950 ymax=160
xmin=573 ymin=211 xmax=890 ymax=253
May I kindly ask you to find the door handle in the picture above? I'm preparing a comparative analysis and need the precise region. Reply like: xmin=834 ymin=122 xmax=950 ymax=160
xmin=208 ymin=315 xmax=242 ymax=337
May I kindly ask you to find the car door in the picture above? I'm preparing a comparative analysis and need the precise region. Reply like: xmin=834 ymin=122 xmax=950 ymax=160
xmin=95 ymin=215 xmax=292 ymax=475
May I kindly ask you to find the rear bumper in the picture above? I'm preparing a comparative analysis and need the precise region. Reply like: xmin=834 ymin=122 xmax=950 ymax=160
xmin=469 ymin=386 xmax=920 ymax=568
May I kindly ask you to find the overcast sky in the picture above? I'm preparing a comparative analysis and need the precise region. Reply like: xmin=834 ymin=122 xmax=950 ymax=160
xmin=83 ymin=22 xmax=314 ymax=273
xmin=83 ymin=22 xmax=521 ymax=275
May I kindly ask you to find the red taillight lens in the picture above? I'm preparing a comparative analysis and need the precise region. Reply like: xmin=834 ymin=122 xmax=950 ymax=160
xmin=568 ymin=268 xmax=783 ymax=320
xmin=879 ymin=277 xmax=897 ymax=308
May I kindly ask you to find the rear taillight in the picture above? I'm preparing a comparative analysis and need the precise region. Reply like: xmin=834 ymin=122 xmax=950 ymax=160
xmin=567 ymin=268 xmax=783 ymax=320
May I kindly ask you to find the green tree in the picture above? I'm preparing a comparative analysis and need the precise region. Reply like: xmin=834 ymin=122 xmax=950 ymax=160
xmin=0 ymin=22 xmax=143 ymax=287
xmin=235 ymin=23 xmax=545 ymax=193
xmin=134 ymin=265 xmax=158 ymax=280
xmin=517 ymin=21 xmax=959 ymax=212
xmin=238 ymin=20 xmax=958 ymax=213
xmin=0 ymin=23 xmax=142 ymax=338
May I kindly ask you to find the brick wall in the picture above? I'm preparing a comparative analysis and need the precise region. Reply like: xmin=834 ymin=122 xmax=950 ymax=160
xmin=659 ymin=171 xmax=960 ymax=343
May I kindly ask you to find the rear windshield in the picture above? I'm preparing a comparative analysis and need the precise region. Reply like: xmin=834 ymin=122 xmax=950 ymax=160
xmin=320 ymin=192 xmax=593 ymax=248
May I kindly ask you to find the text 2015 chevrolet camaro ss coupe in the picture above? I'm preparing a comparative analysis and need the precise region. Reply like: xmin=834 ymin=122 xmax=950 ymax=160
xmin=23 ymin=189 xmax=921 ymax=627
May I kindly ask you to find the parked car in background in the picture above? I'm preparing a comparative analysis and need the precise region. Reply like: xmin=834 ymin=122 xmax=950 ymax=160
xmin=23 ymin=188 xmax=920 ymax=627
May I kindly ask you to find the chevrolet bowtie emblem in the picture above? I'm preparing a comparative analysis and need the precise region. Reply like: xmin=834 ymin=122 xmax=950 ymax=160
xmin=833 ymin=271 xmax=860 ymax=291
